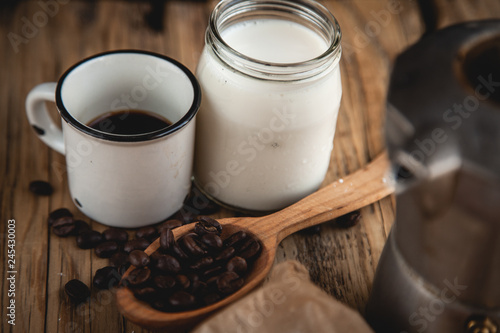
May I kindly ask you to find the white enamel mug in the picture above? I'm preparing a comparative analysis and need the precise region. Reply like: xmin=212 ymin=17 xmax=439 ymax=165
xmin=26 ymin=50 xmax=201 ymax=228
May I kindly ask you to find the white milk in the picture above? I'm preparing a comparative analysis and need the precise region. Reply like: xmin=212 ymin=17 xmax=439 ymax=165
xmin=195 ymin=17 xmax=342 ymax=212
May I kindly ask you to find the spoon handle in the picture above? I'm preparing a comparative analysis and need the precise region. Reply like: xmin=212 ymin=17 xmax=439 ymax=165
xmin=248 ymin=152 xmax=394 ymax=243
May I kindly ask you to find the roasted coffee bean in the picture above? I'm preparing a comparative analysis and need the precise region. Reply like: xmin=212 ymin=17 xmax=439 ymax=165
xmin=125 ymin=225 xmax=263 ymax=312
xmin=226 ymin=256 xmax=247 ymax=275
xmin=93 ymin=266 xmax=121 ymax=289
xmin=189 ymin=257 xmax=214 ymax=271
xmin=160 ymin=228 xmax=175 ymax=251
xmin=102 ymin=228 xmax=129 ymax=243
xmin=215 ymin=246 xmax=235 ymax=261
xmin=135 ymin=226 xmax=158 ymax=241
xmin=76 ymin=230 xmax=102 ymax=249
xmin=202 ymin=265 xmax=224 ymax=279
xmin=154 ymin=275 xmax=176 ymax=289
xmin=171 ymin=243 xmax=189 ymax=260
xmin=158 ymin=219 xmax=183 ymax=232
xmin=150 ymin=250 xmax=162 ymax=265
xmin=238 ymin=239 xmax=261 ymax=260
xmin=109 ymin=251 xmax=129 ymax=268
xmin=95 ymin=241 xmax=119 ymax=258
xmin=203 ymin=292 xmax=221 ymax=305
xmin=217 ymin=271 xmax=244 ymax=294
xmin=127 ymin=267 xmax=151 ymax=286
xmin=65 ymin=279 xmax=90 ymax=303
xmin=176 ymin=274 xmax=190 ymax=290
xmin=48 ymin=208 xmax=73 ymax=226
xmin=129 ymin=250 xmax=150 ymax=268
xmin=336 ymin=210 xmax=361 ymax=228
xmin=74 ymin=220 xmax=92 ymax=235
xmin=52 ymin=216 xmax=76 ymax=237
xmin=181 ymin=233 xmax=206 ymax=257
xmin=169 ymin=291 xmax=196 ymax=309
xmin=29 ymin=180 xmax=53 ymax=196
xmin=194 ymin=216 xmax=222 ymax=236
xmin=152 ymin=299 xmax=168 ymax=311
xmin=223 ymin=231 xmax=247 ymax=248
xmin=155 ymin=254 xmax=181 ymax=274
xmin=133 ymin=286 xmax=157 ymax=301
xmin=200 ymin=233 xmax=223 ymax=250
xmin=190 ymin=280 xmax=207 ymax=295
xmin=123 ymin=238 xmax=150 ymax=253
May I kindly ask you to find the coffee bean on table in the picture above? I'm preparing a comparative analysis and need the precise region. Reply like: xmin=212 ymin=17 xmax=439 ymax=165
xmin=217 ymin=271 xmax=244 ymax=294
xmin=127 ymin=267 xmax=151 ymax=286
xmin=74 ymin=220 xmax=92 ymax=235
xmin=336 ymin=210 xmax=361 ymax=228
xmin=123 ymin=238 xmax=151 ymax=253
xmin=76 ymin=230 xmax=102 ymax=249
xmin=95 ymin=241 xmax=119 ymax=258
xmin=102 ymin=228 xmax=129 ymax=243
xmin=29 ymin=180 xmax=53 ymax=196
xmin=194 ymin=216 xmax=222 ymax=236
xmin=109 ymin=251 xmax=129 ymax=268
xmin=135 ymin=226 xmax=158 ymax=242
xmin=48 ymin=208 xmax=73 ymax=226
xmin=52 ymin=216 xmax=76 ymax=237
xmin=93 ymin=266 xmax=121 ymax=290
xmin=226 ymin=256 xmax=247 ymax=275
xmin=65 ymin=279 xmax=90 ymax=303
xmin=128 ymin=250 xmax=150 ymax=268
xmin=158 ymin=219 xmax=183 ymax=232
xmin=160 ymin=228 xmax=175 ymax=251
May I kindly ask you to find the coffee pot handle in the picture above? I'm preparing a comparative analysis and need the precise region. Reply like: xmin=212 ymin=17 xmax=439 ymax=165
xmin=25 ymin=82 xmax=65 ymax=155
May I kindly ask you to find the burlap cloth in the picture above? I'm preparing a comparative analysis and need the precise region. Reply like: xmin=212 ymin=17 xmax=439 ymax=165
xmin=192 ymin=260 xmax=374 ymax=333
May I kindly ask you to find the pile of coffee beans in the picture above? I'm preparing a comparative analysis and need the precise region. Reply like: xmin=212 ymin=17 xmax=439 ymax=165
xmin=123 ymin=216 xmax=262 ymax=312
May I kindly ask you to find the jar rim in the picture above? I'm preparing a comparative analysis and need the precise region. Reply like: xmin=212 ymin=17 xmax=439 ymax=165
xmin=207 ymin=0 xmax=342 ymax=81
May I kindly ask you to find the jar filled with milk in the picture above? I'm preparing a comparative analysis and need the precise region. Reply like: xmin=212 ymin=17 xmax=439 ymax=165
xmin=195 ymin=0 xmax=342 ymax=212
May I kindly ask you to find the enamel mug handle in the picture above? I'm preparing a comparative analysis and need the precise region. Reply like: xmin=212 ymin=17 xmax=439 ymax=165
xmin=25 ymin=82 xmax=65 ymax=155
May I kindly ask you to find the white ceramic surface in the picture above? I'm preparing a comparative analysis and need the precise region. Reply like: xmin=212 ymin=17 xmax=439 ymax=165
xmin=26 ymin=51 xmax=200 ymax=227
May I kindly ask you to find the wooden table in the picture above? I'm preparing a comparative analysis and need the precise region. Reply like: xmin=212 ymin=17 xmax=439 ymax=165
xmin=1 ymin=0 xmax=499 ymax=332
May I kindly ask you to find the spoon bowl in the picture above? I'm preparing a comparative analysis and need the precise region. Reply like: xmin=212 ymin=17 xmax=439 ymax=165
xmin=116 ymin=153 xmax=394 ymax=330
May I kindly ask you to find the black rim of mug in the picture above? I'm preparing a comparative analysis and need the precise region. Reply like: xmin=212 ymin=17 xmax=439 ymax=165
xmin=55 ymin=49 xmax=201 ymax=142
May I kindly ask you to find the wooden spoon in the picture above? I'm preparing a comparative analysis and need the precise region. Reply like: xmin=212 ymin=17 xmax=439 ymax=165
xmin=116 ymin=152 xmax=394 ymax=331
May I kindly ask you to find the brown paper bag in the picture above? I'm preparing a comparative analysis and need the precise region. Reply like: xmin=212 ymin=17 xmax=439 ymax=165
xmin=193 ymin=260 xmax=374 ymax=333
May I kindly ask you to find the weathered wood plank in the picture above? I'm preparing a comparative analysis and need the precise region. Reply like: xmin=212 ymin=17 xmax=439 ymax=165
xmin=1 ymin=0 xmax=498 ymax=332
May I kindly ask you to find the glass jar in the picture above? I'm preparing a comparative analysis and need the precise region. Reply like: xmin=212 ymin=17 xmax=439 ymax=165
xmin=194 ymin=0 xmax=342 ymax=212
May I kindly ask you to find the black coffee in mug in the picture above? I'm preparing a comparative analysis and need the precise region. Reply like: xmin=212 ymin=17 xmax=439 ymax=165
xmin=87 ymin=110 xmax=172 ymax=135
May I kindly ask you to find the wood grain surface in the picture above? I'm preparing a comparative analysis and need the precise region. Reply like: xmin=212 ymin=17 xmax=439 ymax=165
xmin=1 ymin=1 xmax=499 ymax=332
